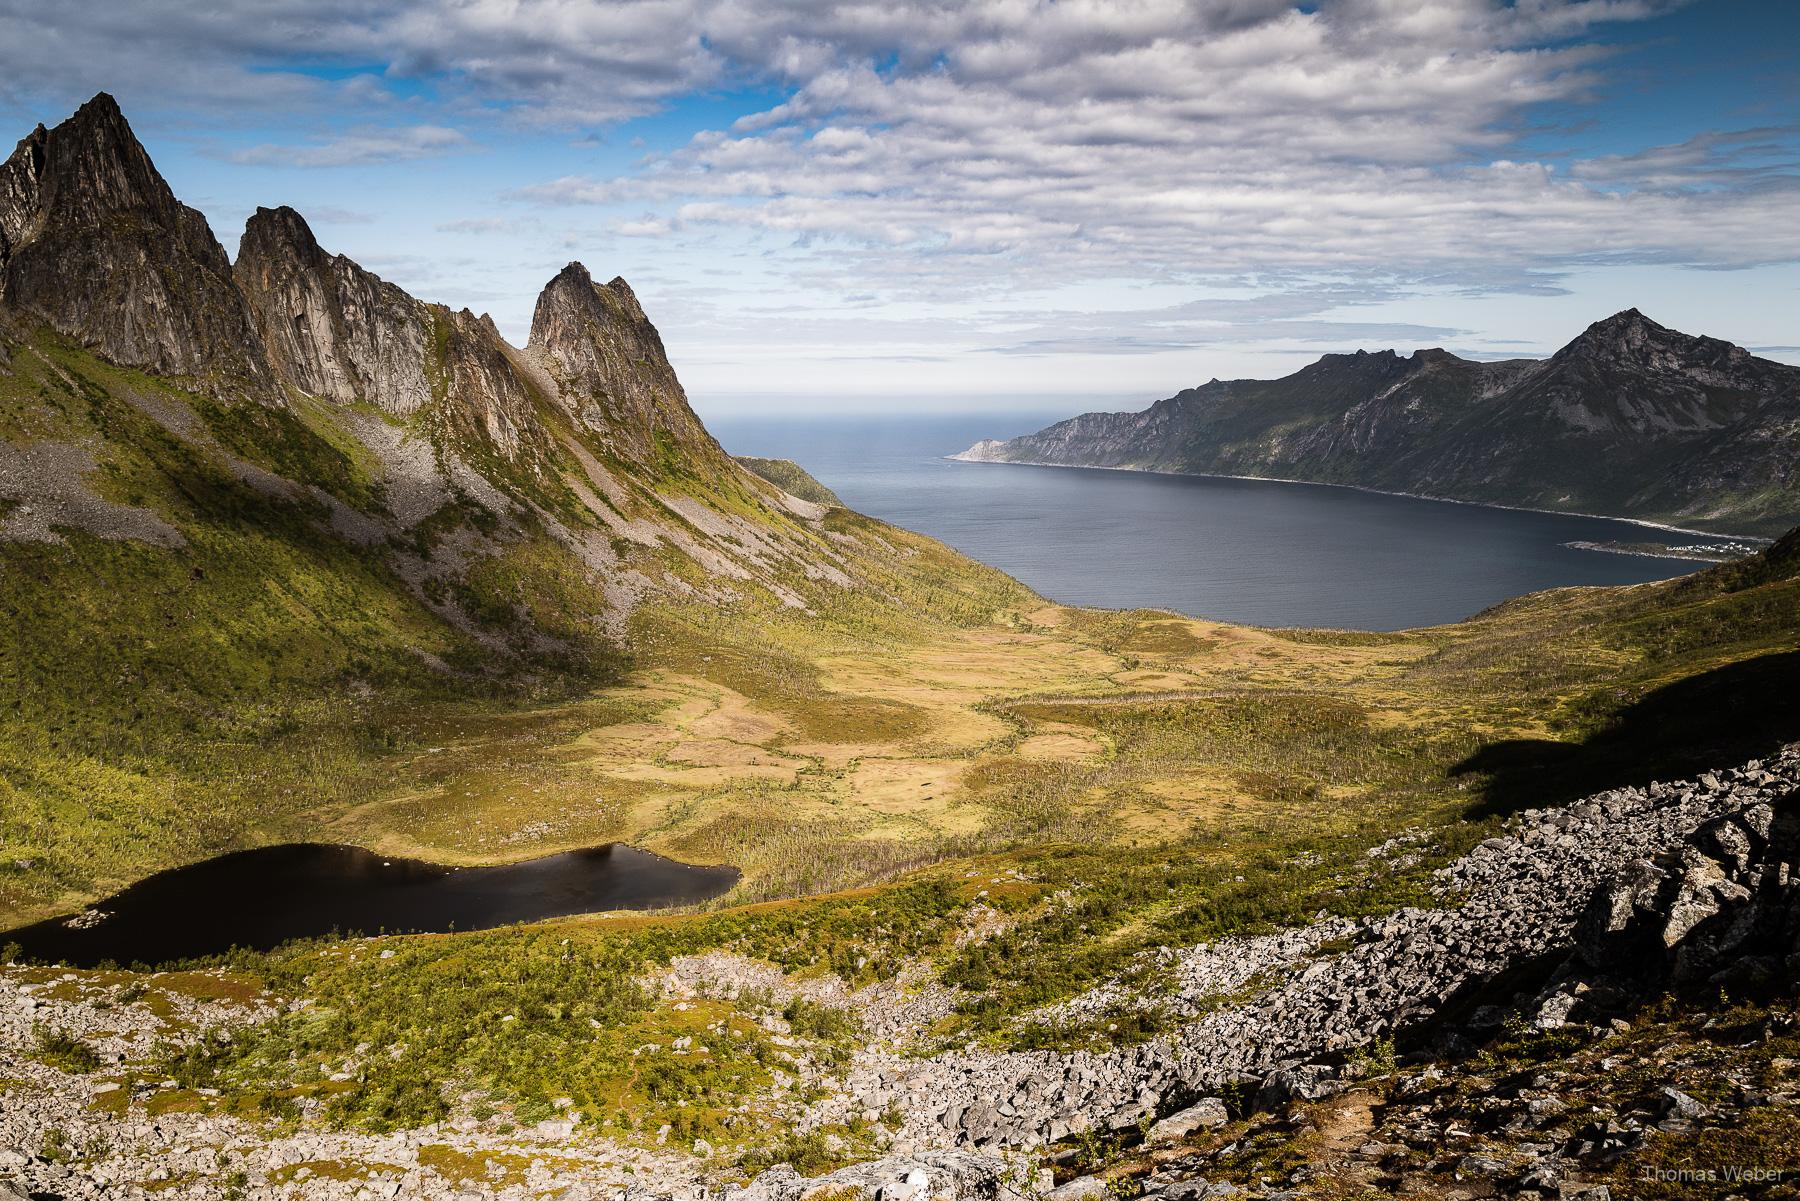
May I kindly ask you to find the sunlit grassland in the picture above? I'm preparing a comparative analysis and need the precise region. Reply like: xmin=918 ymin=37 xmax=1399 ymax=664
xmin=6 ymin=537 xmax=1798 ymax=1162
xmin=7 ymin=321 xmax=1800 ymax=1160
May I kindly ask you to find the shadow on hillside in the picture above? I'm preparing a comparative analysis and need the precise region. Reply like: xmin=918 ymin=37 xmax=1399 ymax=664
xmin=1451 ymin=650 xmax=1800 ymax=820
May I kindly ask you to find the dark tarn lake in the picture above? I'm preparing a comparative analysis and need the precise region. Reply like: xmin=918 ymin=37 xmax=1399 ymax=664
xmin=709 ymin=411 xmax=1713 ymax=631
xmin=2 ymin=844 xmax=739 ymax=968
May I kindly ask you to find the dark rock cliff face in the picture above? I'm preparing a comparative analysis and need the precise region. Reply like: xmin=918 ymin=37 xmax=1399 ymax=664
xmin=234 ymin=205 xmax=435 ymax=414
xmin=0 ymin=95 xmax=734 ymax=487
xmin=958 ymin=311 xmax=1800 ymax=535
xmin=0 ymin=94 xmax=269 ymax=387
xmin=528 ymin=262 xmax=729 ymax=469
xmin=234 ymin=206 xmax=588 ymax=471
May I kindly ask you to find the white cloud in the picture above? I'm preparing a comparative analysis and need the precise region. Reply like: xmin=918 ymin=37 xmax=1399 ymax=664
xmin=6 ymin=0 xmax=1797 ymax=398
xmin=437 ymin=216 xmax=527 ymax=235
xmin=507 ymin=0 xmax=1797 ymax=298
xmin=615 ymin=215 xmax=680 ymax=237
xmin=223 ymin=124 xmax=472 ymax=167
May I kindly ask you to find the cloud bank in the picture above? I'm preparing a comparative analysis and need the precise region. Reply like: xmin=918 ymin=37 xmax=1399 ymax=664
xmin=3 ymin=0 xmax=1796 ymax=396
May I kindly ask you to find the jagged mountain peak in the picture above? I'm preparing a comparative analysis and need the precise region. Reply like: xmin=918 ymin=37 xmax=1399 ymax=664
xmin=1292 ymin=346 xmax=1410 ymax=382
xmin=1566 ymin=306 xmax=1663 ymax=346
xmin=239 ymin=204 xmax=329 ymax=266
xmin=233 ymin=201 xmax=437 ymax=414
xmin=528 ymin=258 xmax=726 ymax=467
xmin=534 ymin=261 xmax=647 ymax=329
xmin=0 ymin=92 xmax=268 ymax=386
xmin=1554 ymin=306 xmax=1739 ymax=367
xmin=2 ymin=92 xmax=181 ymax=248
xmin=598 ymin=271 xmax=648 ymax=321
xmin=1540 ymin=302 xmax=1778 ymax=396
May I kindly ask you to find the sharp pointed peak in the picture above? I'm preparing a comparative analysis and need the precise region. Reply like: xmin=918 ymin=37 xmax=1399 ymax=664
xmin=55 ymin=92 xmax=144 ymax=154
xmin=548 ymin=260 xmax=594 ymax=288
xmin=246 ymin=203 xmax=318 ymax=237
xmin=1563 ymin=308 xmax=1679 ymax=355
xmin=71 ymin=92 xmax=127 ymax=124
xmin=14 ymin=88 xmax=175 ymax=218
xmin=1 ymin=90 xmax=269 ymax=385
xmin=602 ymin=275 xmax=645 ymax=320
xmin=237 ymin=205 xmax=327 ymax=270
xmin=1581 ymin=308 xmax=1673 ymax=337
xmin=531 ymin=261 xmax=650 ymax=335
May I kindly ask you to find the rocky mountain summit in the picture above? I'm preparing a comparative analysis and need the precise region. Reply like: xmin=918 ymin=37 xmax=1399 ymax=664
xmin=956 ymin=310 xmax=1800 ymax=535
xmin=0 ymin=94 xmax=269 ymax=386
xmin=232 ymin=204 xmax=438 ymax=415
xmin=529 ymin=262 xmax=731 ymax=470
xmin=0 ymin=93 xmax=928 ymax=657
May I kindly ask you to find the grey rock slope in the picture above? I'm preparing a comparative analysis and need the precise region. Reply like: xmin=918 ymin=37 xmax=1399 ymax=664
xmin=821 ymin=747 xmax=1800 ymax=1156
xmin=957 ymin=311 xmax=1800 ymax=535
xmin=529 ymin=261 xmax=733 ymax=470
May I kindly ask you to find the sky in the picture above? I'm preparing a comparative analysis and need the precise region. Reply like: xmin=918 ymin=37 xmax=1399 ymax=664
xmin=1 ymin=0 xmax=1797 ymax=416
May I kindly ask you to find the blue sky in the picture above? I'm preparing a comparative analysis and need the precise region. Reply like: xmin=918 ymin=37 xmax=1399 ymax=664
xmin=1 ymin=0 xmax=1796 ymax=415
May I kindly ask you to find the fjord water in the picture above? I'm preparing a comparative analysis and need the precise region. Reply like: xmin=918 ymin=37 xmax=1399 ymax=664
xmin=711 ymin=411 xmax=1708 ymax=631
xmin=3 ymin=845 xmax=738 ymax=968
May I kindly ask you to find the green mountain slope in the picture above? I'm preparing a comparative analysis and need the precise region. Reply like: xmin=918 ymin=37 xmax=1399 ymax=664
xmin=735 ymin=456 xmax=844 ymax=507
xmin=0 ymin=96 xmax=1028 ymax=922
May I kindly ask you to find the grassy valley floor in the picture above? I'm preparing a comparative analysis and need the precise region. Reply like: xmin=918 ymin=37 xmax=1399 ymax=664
xmin=5 ymin=531 xmax=1798 ymax=1176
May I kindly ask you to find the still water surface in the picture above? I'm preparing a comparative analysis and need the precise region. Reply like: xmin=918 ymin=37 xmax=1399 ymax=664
xmin=711 ymin=411 xmax=1709 ymax=631
xmin=3 ymin=844 xmax=738 ymax=967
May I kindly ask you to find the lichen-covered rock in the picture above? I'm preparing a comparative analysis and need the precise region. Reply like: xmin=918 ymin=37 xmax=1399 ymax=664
xmin=731 ymin=1152 xmax=1018 ymax=1201
xmin=1145 ymin=1097 xmax=1228 ymax=1145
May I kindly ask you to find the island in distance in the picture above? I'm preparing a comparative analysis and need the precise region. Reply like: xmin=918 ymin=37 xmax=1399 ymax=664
xmin=955 ymin=310 xmax=1800 ymax=539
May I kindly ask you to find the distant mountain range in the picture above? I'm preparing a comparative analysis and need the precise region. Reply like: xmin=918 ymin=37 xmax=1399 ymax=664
xmin=954 ymin=312 xmax=1800 ymax=535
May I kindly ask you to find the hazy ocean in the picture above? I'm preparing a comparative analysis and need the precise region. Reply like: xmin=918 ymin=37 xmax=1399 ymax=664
xmin=706 ymin=410 xmax=1710 ymax=631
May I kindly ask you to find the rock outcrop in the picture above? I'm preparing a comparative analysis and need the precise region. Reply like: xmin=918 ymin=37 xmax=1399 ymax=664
xmin=233 ymin=205 xmax=435 ymax=414
xmin=731 ymin=1152 xmax=1019 ymax=1201
xmin=529 ymin=262 xmax=729 ymax=469
xmin=816 ymin=749 xmax=1800 ymax=1155
xmin=0 ymin=93 xmax=269 ymax=386
xmin=955 ymin=310 xmax=1800 ymax=535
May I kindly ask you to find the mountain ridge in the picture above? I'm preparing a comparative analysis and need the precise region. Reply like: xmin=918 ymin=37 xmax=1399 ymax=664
xmin=0 ymin=94 xmax=1030 ymax=921
xmin=956 ymin=310 xmax=1800 ymax=535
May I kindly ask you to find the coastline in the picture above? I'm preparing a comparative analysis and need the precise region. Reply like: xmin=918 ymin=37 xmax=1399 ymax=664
xmin=1561 ymin=540 xmax=1738 ymax=564
xmin=943 ymin=452 xmax=1773 ymax=543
